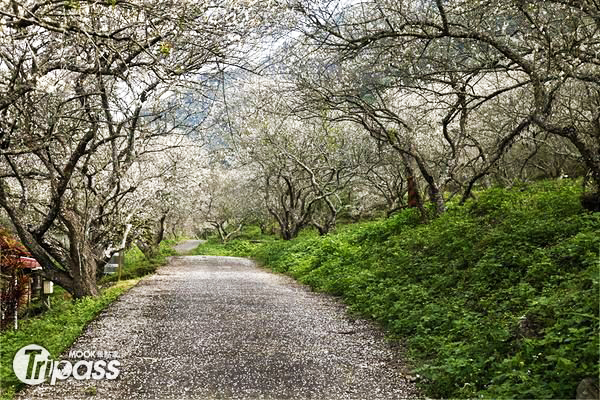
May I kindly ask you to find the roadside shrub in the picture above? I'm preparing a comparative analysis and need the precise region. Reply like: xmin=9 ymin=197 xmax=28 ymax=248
xmin=249 ymin=180 xmax=599 ymax=399
xmin=100 ymin=240 xmax=176 ymax=284
xmin=192 ymin=238 xmax=265 ymax=258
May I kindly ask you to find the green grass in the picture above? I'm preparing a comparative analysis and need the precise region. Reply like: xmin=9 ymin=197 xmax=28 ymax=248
xmin=192 ymin=225 xmax=275 ymax=257
xmin=192 ymin=238 xmax=263 ymax=257
xmin=99 ymin=239 xmax=176 ymax=284
xmin=0 ymin=239 xmax=176 ymax=399
xmin=212 ymin=179 xmax=599 ymax=399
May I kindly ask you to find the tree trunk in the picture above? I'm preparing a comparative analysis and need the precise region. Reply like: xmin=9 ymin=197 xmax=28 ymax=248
xmin=269 ymin=207 xmax=300 ymax=240
xmin=311 ymin=213 xmax=335 ymax=236
xmin=64 ymin=213 xmax=99 ymax=298
xmin=278 ymin=221 xmax=299 ymax=240
xmin=155 ymin=213 xmax=168 ymax=246
xmin=413 ymin=155 xmax=446 ymax=216
xmin=259 ymin=222 xmax=268 ymax=235
xmin=136 ymin=213 xmax=169 ymax=259
xmin=136 ymin=240 xmax=158 ymax=260
xmin=312 ymin=220 xmax=328 ymax=236
xmin=280 ymin=225 xmax=294 ymax=240
xmin=427 ymin=182 xmax=446 ymax=216
xmin=400 ymin=155 xmax=429 ymax=221
xmin=71 ymin=261 xmax=99 ymax=298
xmin=0 ymin=198 xmax=97 ymax=298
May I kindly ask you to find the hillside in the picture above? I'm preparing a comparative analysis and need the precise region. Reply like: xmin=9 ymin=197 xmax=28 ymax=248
xmin=198 ymin=180 xmax=599 ymax=399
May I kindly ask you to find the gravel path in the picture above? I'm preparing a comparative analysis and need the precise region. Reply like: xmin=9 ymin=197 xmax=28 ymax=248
xmin=173 ymin=240 xmax=205 ymax=255
xmin=17 ymin=255 xmax=420 ymax=400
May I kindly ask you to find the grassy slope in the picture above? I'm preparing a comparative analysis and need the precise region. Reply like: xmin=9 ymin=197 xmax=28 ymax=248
xmin=99 ymin=239 xmax=176 ymax=284
xmin=201 ymin=180 xmax=599 ymax=399
xmin=0 ymin=240 xmax=176 ymax=399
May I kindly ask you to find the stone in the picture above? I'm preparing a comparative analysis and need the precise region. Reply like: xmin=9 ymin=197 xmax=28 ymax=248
xmin=577 ymin=378 xmax=599 ymax=400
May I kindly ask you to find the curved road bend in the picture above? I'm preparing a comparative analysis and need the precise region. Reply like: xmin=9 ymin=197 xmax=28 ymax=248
xmin=17 ymin=253 xmax=419 ymax=399
xmin=173 ymin=240 xmax=205 ymax=255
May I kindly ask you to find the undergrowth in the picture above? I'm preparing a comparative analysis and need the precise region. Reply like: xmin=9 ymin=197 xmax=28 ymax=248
xmin=192 ymin=238 xmax=261 ymax=257
xmin=192 ymin=225 xmax=274 ymax=257
xmin=99 ymin=239 xmax=176 ymax=284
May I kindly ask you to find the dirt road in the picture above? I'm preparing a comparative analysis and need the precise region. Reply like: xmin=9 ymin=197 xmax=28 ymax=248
xmin=172 ymin=240 xmax=205 ymax=255
xmin=17 ymin=254 xmax=419 ymax=399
